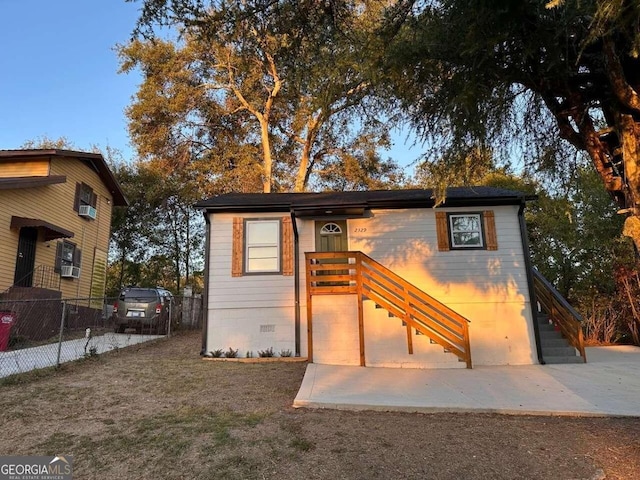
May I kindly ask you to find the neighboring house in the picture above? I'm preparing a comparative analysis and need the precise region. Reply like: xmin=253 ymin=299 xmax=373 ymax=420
xmin=0 ymin=149 xmax=127 ymax=305
xmin=197 ymin=188 xmax=583 ymax=369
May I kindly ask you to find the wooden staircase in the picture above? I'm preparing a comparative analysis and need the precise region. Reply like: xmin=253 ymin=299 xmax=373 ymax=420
xmin=305 ymin=251 xmax=472 ymax=368
xmin=532 ymin=269 xmax=586 ymax=364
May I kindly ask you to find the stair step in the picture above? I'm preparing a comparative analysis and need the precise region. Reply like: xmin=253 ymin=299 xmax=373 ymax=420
xmin=542 ymin=346 xmax=577 ymax=357
xmin=537 ymin=323 xmax=557 ymax=331
xmin=539 ymin=330 xmax=563 ymax=340
xmin=544 ymin=356 xmax=585 ymax=364
xmin=539 ymin=337 xmax=571 ymax=348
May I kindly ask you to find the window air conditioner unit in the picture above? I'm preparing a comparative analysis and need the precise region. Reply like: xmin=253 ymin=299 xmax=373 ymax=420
xmin=78 ymin=204 xmax=97 ymax=219
xmin=60 ymin=265 xmax=81 ymax=279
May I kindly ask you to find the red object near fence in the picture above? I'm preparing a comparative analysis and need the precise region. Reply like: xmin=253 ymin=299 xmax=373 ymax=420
xmin=0 ymin=312 xmax=16 ymax=351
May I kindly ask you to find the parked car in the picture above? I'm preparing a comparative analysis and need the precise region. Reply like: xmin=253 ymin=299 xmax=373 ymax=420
xmin=112 ymin=287 xmax=173 ymax=334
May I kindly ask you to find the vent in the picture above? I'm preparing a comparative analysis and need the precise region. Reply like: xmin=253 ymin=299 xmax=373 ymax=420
xmin=78 ymin=204 xmax=97 ymax=219
xmin=60 ymin=265 xmax=80 ymax=279
xmin=260 ymin=324 xmax=275 ymax=333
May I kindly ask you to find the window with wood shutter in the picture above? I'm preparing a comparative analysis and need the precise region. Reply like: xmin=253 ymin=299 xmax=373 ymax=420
xmin=436 ymin=210 xmax=498 ymax=251
xmin=231 ymin=217 xmax=293 ymax=276
xmin=55 ymin=240 xmax=81 ymax=276
xmin=74 ymin=182 xmax=98 ymax=218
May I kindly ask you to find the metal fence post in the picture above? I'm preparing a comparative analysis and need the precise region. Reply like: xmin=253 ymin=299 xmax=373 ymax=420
xmin=56 ymin=300 xmax=66 ymax=367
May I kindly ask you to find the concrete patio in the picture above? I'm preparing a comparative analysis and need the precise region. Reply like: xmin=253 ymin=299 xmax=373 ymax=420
xmin=294 ymin=345 xmax=640 ymax=417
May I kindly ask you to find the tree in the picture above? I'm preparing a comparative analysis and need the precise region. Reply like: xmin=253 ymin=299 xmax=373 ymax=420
xmin=122 ymin=0 xmax=400 ymax=193
xmin=384 ymin=0 xmax=640 ymax=246
xmin=108 ymin=159 xmax=204 ymax=294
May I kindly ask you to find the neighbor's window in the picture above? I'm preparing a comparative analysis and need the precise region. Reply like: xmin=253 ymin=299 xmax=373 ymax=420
xmin=449 ymin=213 xmax=484 ymax=248
xmin=61 ymin=241 xmax=75 ymax=267
xmin=245 ymin=219 xmax=281 ymax=273
xmin=74 ymin=182 xmax=97 ymax=214
xmin=54 ymin=239 xmax=82 ymax=274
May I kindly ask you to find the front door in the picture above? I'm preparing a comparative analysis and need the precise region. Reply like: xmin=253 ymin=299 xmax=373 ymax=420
xmin=315 ymin=220 xmax=348 ymax=253
xmin=13 ymin=227 xmax=38 ymax=287
xmin=315 ymin=221 xmax=348 ymax=285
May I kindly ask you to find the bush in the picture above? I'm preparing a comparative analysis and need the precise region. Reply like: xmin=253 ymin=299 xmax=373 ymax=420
xmin=257 ymin=347 xmax=275 ymax=358
xmin=224 ymin=347 xmax=238 ymax=358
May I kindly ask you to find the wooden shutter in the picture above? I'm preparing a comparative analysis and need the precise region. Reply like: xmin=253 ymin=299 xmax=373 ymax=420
xmin=73 ymin=183 xmax=81 ymax=212
xmin=91 ymin=191 xmax=98 ymax=208
xmin=483 ymin=210 xmax=498 ymax=250
xmin=282 ymin=216 xmax=294 ymax=276
xmin=73 ymin=247 xmax=82 ymax=268
xmin=54 ymin=242 xmax=63 ymax=273
xmin=435 ymin=211 xmax=450 ymax=251
xmin=232 ymin=217 xmax=243 ymax=277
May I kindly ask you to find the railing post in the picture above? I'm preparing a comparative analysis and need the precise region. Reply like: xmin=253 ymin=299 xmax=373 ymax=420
xmin=462 ymin=320 xmax=472 ymax=369
xmin=305 ymin=254 xmax=313 ymax=363
xmin=403 ymin=285 xmax=413 ymax=355
xmin=56 ymin=300 xmax=66 ymax=368
xmin=355 ymin=253 xmax=365 ymax=367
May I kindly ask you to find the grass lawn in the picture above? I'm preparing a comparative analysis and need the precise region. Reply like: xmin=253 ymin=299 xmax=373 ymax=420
xmin=1 ymin=331 xmax=639 ymax=479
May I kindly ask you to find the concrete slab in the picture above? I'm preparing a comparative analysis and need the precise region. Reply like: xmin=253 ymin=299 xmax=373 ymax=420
xmin=293 ymin=345 xmax=640 ymax=417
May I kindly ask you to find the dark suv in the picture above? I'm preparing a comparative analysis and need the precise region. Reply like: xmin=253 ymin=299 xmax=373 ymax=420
xmin=113 ymin=287 xmax=173 ymax=334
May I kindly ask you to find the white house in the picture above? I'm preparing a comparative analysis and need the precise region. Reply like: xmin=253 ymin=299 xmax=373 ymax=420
xmin=196 ymin=188 xmax=584 ymax=369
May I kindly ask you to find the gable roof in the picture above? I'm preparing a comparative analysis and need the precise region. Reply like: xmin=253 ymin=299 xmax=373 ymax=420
xmin=0 ymin=149 xmax=128 ymax=206
xmin=195 ymin=187 xmax=534 ymax=215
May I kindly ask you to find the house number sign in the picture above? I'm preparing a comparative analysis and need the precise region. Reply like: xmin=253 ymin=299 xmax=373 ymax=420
xmin=354 ymin=228 xmax=367 ymax=233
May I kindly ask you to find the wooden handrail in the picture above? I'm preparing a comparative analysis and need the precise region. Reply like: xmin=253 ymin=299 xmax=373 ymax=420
xmin=305 ymin=251 xmax=472 ymax=368
xmin=532 ymin=268 xmax=586 ymax=362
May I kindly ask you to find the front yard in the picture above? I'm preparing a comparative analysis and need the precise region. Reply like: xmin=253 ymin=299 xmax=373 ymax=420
xmin=1 ymin=331 xmax=639 ymax=479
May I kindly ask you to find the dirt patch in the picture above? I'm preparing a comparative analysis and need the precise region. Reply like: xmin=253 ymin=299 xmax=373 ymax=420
xmin=1 ymin=331 xmax=639 ymax=479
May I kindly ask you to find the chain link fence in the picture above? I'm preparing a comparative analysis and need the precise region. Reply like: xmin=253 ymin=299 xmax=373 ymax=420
xmin=0 ymin=294 xmax=202 ymax=379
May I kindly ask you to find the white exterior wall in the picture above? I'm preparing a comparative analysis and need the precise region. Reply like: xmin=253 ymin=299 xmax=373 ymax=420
xmin=206 ymin=205 xmax=537 ymax=367
xmin=346 ymin=206 xmax=537 ymax=366
xmin=206 ymin=212 xmax=312 ymax=356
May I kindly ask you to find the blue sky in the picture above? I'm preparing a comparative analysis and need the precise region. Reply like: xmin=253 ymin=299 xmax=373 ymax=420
xmin=0 ymin=0 xmax=141 ymax=156
xmin=0 ymin=0 xmax=419 ymax=169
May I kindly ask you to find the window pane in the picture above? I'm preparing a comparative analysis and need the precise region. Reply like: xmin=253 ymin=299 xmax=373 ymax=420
xmin=247 ymin=257 xmax=279 ymax=271
xmin=451 ymin=215 xmax=480 ymax=232
xmin=453 ymin=232 xmax=481 ymax=246
xmin=62 ymin=244 xmax=74 ymax=261
xmin=247 ymin=221 xmax=278 ymax=244
xmin=248 ymin=246 xmax=278 ymax=259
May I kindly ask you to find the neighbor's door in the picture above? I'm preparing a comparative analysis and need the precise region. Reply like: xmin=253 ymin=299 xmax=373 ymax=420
xmin=13 ymin=227 xmax=38 ymax=287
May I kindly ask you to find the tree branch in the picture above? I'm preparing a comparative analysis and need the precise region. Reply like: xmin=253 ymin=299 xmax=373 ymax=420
xmin=603 ymin=37 xmax=640 ymax=113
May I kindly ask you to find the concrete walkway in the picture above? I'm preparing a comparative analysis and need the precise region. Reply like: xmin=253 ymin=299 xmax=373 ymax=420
xmin=0 ymin=333 xmax=164 ymax=378
xmin=294 ymin=346 xmax=640 ymax=417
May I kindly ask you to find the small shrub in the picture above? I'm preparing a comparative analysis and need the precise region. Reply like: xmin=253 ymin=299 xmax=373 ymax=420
xmin=279 ymin=349 xmax=292 ymax=357
xmin=210 ymin=349 xmax=224 ymax=358
xmin=224 ymin=347 xmax=238 ymax=358
xmin=257 ymin=347 xmax=275 ymax=358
